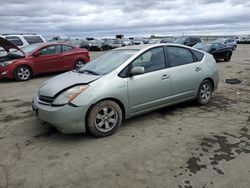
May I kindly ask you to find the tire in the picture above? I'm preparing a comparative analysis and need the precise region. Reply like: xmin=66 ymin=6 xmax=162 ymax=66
xmin=196 ymin=80 xmax=213 ymax=105
xmin=14 ymin=65 xmax=32 ymax=81
xmin=224 ymin=52 xmax=232 ymax=62
xmin=75 ymin=59 xmax=85 ymax=70
xmin=232 ymin=45 xmax=236 ymax=50
xmin=87 ymin=100 xmax=123 ymax=137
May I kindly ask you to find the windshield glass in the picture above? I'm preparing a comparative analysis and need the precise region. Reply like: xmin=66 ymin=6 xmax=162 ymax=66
xmin=193 ymin=43 xmax=211 ymax=52
xmin=79 ymin=49 xmax=138 ymax=75
xmin=10 ymin=43 xmax=41 ymax=56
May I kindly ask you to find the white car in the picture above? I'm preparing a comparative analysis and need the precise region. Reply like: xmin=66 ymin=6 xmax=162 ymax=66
xmin=0 ymin=33 xmax=46 ymax=48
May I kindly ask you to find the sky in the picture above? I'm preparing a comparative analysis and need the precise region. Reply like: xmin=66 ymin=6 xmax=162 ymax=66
xmin=0 ymin=0 xmax=250 ymax=38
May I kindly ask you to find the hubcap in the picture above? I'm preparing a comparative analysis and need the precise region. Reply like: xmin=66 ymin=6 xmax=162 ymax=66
xmin=76 ymin=61 xmax=84 ymax=69
xmin=17 ymin=67 xmax=30 ymax=80
xmin=200 ymin=83 xmax=211 ymax=102
xmin=95 ymin=107 xmax=118 ymax=132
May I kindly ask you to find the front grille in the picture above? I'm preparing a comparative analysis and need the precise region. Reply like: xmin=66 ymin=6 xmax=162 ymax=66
xmin=38 ymin=95 xmax=54 ymax=105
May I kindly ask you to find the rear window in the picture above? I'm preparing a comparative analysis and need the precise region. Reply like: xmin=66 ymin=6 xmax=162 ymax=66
xmin=191 ymin=50 xmax=204 ymax=62
xmin=5 ymin=36 xmax=23 ymax=46
xmin=23 ymin=36 xmax=44 ymax=44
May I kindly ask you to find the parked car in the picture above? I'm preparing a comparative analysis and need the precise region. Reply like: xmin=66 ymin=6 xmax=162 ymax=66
xmin=236 ymin=36 xmax=250 ymax=44
xmin=214 ymin=38 xmax=237 ymax=50
xmin=174 ymin=37 xmax=201 ymax=46
xmin=132 ymin=38 xmax=144 ymax=45
xmin=102 ymin=39 xmax=123 ymax=49
xmin=122 ymin=38 xmax=133 ymax=46
xmin=0 ymin=37 xmax=90 ymax=81
xmin=0 ymin=33 xmax=46 ymax=48
xmin=193 ymin=42 xmax=232 ymax=62
xmin=32 ymin=44 xmax=219 ymax=137
xmin=80 ymin=40 xmax=109 ymax=51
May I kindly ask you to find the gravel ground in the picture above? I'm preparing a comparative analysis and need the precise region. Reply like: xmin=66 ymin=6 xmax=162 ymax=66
xmin=0 ymin=46 xmax=250 ymax=188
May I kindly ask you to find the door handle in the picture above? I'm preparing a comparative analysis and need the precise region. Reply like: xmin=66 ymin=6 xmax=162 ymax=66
xmin=195 ymin=67 xmax=202 ymax=72
xmin=161 ymin=74 xmax=170 ymax=80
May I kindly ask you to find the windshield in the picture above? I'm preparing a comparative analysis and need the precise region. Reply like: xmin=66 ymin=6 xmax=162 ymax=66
xmin=193 ymin=43 xmax=211 ymax=52
xmin=79 ymin=49 xmax=138 ymax=75
xmin=10 ymin=43 xmax=41 ymax=56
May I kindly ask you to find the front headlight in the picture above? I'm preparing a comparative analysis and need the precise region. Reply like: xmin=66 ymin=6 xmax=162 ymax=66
xmin=53 ymin=85 xmax=89 ymax=105
xmin=0 ymin=60 xmax=13 ymax=67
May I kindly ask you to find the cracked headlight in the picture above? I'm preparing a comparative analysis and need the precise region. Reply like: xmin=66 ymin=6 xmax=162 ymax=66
xmin=0 ymin=60 xmax=13 ymax=67
xmin=53 ymin=85 xmax=89 ymax=105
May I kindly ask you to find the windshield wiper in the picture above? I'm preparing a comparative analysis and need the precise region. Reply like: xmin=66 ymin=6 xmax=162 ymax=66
xmin=78 ymin=69 xmax=100 ymax=75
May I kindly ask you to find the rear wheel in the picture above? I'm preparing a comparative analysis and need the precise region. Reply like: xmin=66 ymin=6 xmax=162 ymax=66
xmin=14 ymin=65 xmax=32 ymax=81
xmin=87 ymin=100 xmax=123 ymax=137
xmin=232 ymin=45 xmax=236 ymax=50
xmin=224 ymin=52 xmax=232 ymax=62
xmin=196 ymin=80 xmax=212 ymax=105
xmin=75 ymin=59 xmax=85 ymax=70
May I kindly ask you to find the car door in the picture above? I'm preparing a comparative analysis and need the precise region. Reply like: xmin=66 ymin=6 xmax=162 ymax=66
xmin=210 ymin=43 xmax=224 ymax=59
xmin=127 ymin=47 xmax=172 ymax=114
xmin=61 ymin=44 xmax=76 ymax=70
xmin=33 ymin=44 xmax=62 ymax=73
xmin=166 ymin=46 xmax=204 ymax=100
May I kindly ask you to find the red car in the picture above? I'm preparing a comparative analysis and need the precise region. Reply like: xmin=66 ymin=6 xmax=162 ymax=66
xmin=0 ymin=37 xmax=90 ymax=81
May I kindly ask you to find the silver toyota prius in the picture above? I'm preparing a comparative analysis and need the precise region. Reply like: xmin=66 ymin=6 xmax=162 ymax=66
xmin=32 ymin=44 xmax=219 ymax=137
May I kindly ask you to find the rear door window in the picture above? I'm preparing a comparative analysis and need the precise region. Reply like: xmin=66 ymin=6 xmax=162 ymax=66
xmin=167 ymin=46 xmax=194 ymax=67
xmin=62 ymin=45 xmax=74 ymax=53
xmin=5 ymin=36 xmax=23 ymax=46
xmin=23 ymin=36 xmax=44 ymax=44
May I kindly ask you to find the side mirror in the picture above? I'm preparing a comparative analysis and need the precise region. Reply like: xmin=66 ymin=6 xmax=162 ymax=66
xmin=32 ymin=50 xmax=41 ymax=56
xmin=130 ymin=66 xmax=145 ymax=76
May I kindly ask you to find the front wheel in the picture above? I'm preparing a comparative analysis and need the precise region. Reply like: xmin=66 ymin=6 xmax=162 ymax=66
xmin=196 ymin=80 xmax=213 ymax=105
xmin=224 ymin=52 xmax=232 ymax=62
xmin=75 ymin=60 xmax=85 ymax=70
xmin=14 ymin=65 xmax=32 ymax=81
xmin=87 ymin=100 xmax=123 ymax=137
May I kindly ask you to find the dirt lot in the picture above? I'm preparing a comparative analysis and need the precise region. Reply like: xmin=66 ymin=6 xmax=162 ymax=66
xmin=0 ymin=46 xmax=250 ymax=188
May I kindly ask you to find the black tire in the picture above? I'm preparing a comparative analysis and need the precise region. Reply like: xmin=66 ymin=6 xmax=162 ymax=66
xmin=87 ymin=100 xmax=123 ymax=137
xmin=224 ymin=52 xmax=232 ymax=62
xmin=232 ymin=45 xmax=236 ymax=51
xmin=75 ymin=59 xmax=85 ymax=70
xmin=196 ymin=80 xmax=213 ymax=105
xmin=14 ymin=65 xmax=32 ymax=81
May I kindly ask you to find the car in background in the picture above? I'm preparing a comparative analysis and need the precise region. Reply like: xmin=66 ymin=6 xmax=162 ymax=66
xmin=132 ymin=38 xmax=144 ymax=45
xmin=214 ymin=38 xmax=237 ymax=50
xmin=193 ymin=42 xmax=232 ymax=62
xmin=80 ymin=40 xmax=110 ymax=51
xmin=32 ymin=44 xmax=219 ymax=137
xmin=236 ymin=36 xmax=250 ymax=44
xmin=122 ymin=38 xmax=133 ymax=46
xmin=0 ymin=33 xmax=46 ymax=48
xmin=174 ymin=37 xmax=202 ymax=47
xmin=102 ymin=39 xmax=123 ymax=49
xmin=0 ymin=37 xmax=90 ymax=81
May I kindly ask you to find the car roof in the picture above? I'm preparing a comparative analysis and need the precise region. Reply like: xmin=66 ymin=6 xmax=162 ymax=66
xmin=114 ymin=43 xmax=198 ymax=51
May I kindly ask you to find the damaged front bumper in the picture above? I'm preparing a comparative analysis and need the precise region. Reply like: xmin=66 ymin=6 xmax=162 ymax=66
xmin=32 ymin=95 xmax=88 ymax=134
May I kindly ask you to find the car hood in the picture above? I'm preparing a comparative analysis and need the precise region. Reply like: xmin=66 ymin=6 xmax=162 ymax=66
xmin=39 ymin=71 xmax=101 ymax=97
xmin=0 ymin=37 xmax=24 ymax=54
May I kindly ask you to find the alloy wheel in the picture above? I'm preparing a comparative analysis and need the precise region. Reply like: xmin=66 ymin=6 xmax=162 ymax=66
xmin=17 ymin=67 xmax=30 ymax=80
xmin=75 ymin=60 xmax=85 ymax=69
xmin=95 ymin=107 xmax=118 ymax=132
xmin=200 ymin=83 xmax=212 ymax=103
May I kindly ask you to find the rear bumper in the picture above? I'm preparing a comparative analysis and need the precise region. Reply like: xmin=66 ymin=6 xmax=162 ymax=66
xmin=32 ymin=96 xmax=87 ymax=134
